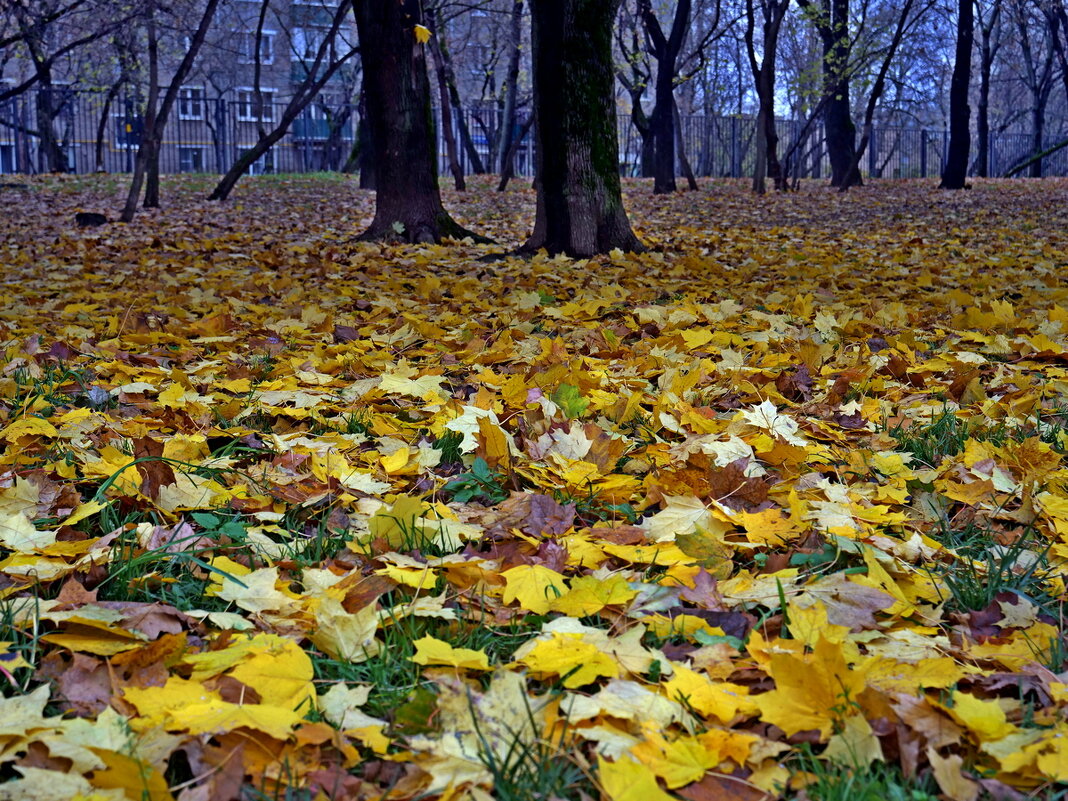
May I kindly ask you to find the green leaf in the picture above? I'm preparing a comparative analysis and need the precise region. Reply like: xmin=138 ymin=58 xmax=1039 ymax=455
xmin=551 ymin=383 xmax=588 ymax=419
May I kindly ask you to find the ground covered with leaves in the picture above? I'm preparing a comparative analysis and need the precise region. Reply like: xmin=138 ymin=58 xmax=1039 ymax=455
xmin=0 ymin=175 xmax=1066 ymax=801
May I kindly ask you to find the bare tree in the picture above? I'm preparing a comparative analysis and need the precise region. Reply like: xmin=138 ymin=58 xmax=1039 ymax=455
xmin=941 ymin=0 xmax=973 ymax=189
xmin=120 ymin=0 xmax=220 ymax=221
xmin=207 ymin=0 xmax=359 ymax=201
xmin=975 ymin=0 xmax=1004 ymax=176
xmin=745 ymin=0 xmax=791 ymax=193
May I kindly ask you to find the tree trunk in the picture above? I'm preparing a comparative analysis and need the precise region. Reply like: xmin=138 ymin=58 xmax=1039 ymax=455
xmin=35 ymin=83 xmax=67 ymax=173
xmin=497 ymin=114 xmax=534 ymax=191
xmin=1029 ymin=92 xmax=1047 ymax=178
xmin=673 ymin=99 xmax=698 ymax=190
xmin=121 ymin=2 xmax=159 ymax=223
xmin=746 ymin=0 xmax=789 ymax=194
xmin=95 ymin=82 xmax=122 ymax=172
xmin=525 ymin=0 xmax=642 ymax=256
xmin=976 ymin=0 xmax=1000 ymax=178
xmin=641 ymin=0 xmax=691 ymax=194
xmin=435 ymin=10 xmax=486 ymax=175
xmin=841 ymin=0 xmax=915 ymax=191
xmin=122 ymin=0 xmax=220 ymax=217
xmin=352 ymin=0 xmax=479 ymax=243
xmin=940 ymin=0 xmax=973 ymax=189
xmin=429 ymin=24 xmax=465 ymax=190
xmin=496 ymin=0 xmax=524 ymax=175
xmin=823 ymin=0 xmax=859 ymax=187
xmin=356 ymin=87 xmax=375 ymax=189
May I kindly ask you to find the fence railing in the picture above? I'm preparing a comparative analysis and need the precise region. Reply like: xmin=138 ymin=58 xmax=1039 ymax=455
xmin=2 ymin=89 xmax=1066 ymax=180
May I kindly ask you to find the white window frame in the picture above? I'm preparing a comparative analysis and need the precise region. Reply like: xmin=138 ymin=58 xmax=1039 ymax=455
xmin=177 ymin=86 xmax=204 ymax=120
xmin=290 ymin=27 xmax=326 ymax=62
xmin=237 ymin=29 xmax=276 ymax=65
xmin=235 ymin=87 xmax=276 ymax=123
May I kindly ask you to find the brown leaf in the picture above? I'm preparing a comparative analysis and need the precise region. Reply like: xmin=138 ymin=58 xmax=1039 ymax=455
xmin=678 ymin=773 xmax=771 ymax=801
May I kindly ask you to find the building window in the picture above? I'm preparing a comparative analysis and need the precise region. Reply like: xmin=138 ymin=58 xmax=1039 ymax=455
xmin=290 ymin=27 xmax=326 ymax=61
xmin=239 ymin=147 xmax=274 ymax=175
xmin=178 ymin=146 xmax=204 ymax=172
xmin=236 ymin=88 xmax=276 ymax=122
xmin=178 ymin=87 xmax=204 ymax=120
xmin=238 ymin=30 xmax=275 ymax=64
xmin=0 ymin=144 xmax=15 ymax=174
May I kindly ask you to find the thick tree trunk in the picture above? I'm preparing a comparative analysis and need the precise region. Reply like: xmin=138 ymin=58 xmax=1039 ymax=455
xmin=976 ymin=48 xmax=991 ymax=177
xmin=352 ymin=0 xmax=479 ymax=243
xmin=525 ymin=0 xmax=642 ymax=256
xmin=650 ymin=72 xmax=677 ymax=192
xmin=825 ymin=89 xmax=859 ymax=186
xmin=940 ymin=0 xmax=973 ymax=189
xmin=35 ymin=83 xmax=67 ymax=173
xmin=824 ymin=0 xmax=859 ymax=187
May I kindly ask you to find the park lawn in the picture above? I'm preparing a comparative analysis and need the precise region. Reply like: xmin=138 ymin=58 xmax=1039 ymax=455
xmin=0 ymin=174 xmax=1066 ymax=800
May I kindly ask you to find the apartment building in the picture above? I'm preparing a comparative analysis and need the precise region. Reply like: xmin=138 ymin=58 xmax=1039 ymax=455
xmin=0 ymin=0 xmax=357 ymax=174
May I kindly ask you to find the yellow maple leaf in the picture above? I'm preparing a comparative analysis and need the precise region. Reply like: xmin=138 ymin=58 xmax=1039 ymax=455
xmin=630 ymin=730 xmax=719 ymax=788
xmin=310 ymin=596 xmax=381 ymax=662
xmin=753 ymin=637 xmax=868 ymax=738
xmin=412 ymin=635 xmax=490 ymax=670
xmin=662 ymin=665 xmax=755 ymax=724
xmin=0 ymin=416 xmax=58 ymax=442
xmin=413 ymin=24 xmax=433 ymax=44
xmin=597 ymin=755 xmax=675 ymax=801
xmin=500 ymin=564 xmax=568 ymax=614
xmin=514 ymin=632 xmax=618 ymax=688
xmin=548 ymin=574 xmax=636 ymax=616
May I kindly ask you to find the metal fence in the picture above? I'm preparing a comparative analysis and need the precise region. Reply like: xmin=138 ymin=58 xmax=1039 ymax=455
xmin=2 ymin=88 xmax=1067 ymax=180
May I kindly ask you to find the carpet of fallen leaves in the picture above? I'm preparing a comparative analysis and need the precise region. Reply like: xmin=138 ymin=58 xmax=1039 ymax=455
xmin=0 ymin=175 xmax=1066 ymax=801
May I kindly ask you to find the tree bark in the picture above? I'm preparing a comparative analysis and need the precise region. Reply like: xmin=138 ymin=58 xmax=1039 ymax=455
xmin=673 ymin=99 xmax=698 ymax=190
xmin=356 ymin=86 xmax=375 ymax=189
xmin=352 ymin=0 xmax=480 ymax=243
xmin=144 ymin=0 xmax=220 ymax=207
xmin=120 ymin=1 xmax=159 ymax=222
xmin=430 ymin=32 xmax=465 ymax=191
xmin=435 ymin=10 xmax=486 ymax=175
xmin=818 ymin=0 xmax=859 ymax=186
xmin=497 ymin=114 xmax=534 ymax=191
xmin=94 ymin=82 xmax=122 ymax=172
xmin=841 ymin=0 xmax=916 ymax=191
xmin=940 ymin=0 xmax=973 ymax=189
xmin=640 ymin=0 xmax=691 ymax=193
xmin=746 ymin=0 xmax=790 ymax=194
xmin=496 ymin=0 xmax=524 ymax=175
xmin=525 ymin=0 xmax=642 ymax=256
xmin=976 ymin=0 xmax=1001 ymax=178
